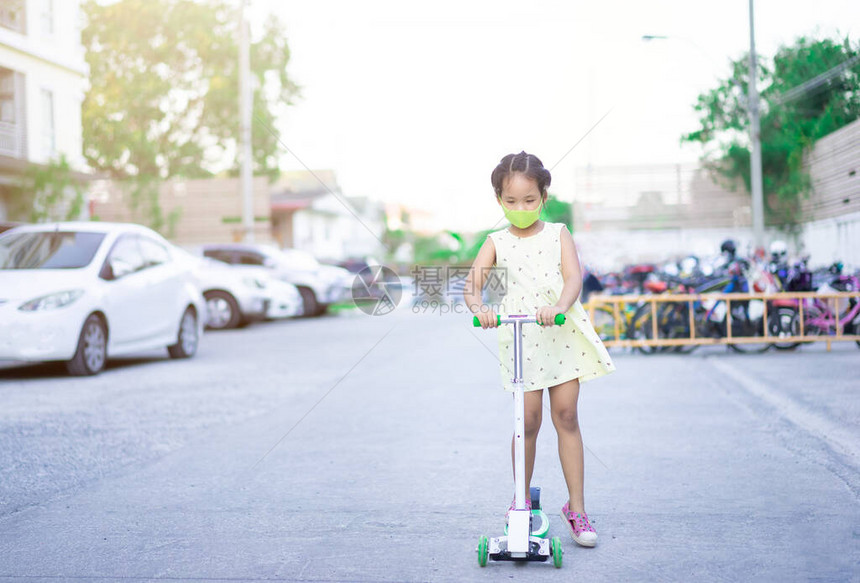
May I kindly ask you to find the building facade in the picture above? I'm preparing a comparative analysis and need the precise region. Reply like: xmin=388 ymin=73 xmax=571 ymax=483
xmin=0 ymin=0 xmax=87 ymax=222
xmin=571 ymin=163 xmax=755 ymax=270
xmin=90 ymin=171 xmax=387 ymax=262
xmin=570 ymin=120 xmax=860 ymax=272
xmin=270 ymin=170 xmax=385 ymax=262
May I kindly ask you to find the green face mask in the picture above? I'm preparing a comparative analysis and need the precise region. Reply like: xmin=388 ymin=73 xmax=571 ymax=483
xmin=502 ymin=202 xmax=542 ymax=229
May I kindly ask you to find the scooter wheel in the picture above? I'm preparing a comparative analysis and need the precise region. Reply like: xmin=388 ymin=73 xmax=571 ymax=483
xmin=551 ymin=536 xmax=563 ymax=568
xmin=477 ymin=535 xmax=489 ymax=567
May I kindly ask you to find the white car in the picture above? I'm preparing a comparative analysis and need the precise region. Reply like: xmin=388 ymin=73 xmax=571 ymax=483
xmin=0 ymin=222 xmax=205 ymax=376
xmin=176 ymin=252 xmax=271 ymax=330
xmin=200 ymin=243 xmax=352 ymax=316
xmin=201 ymin=262 xmax=303 ymax=321
xmin=262 ymin=275 xmax=303 ymax=319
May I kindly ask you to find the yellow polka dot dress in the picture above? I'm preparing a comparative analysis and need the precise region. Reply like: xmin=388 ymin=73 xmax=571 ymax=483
xmin=488 ymin=222 xmax=615 ymax=392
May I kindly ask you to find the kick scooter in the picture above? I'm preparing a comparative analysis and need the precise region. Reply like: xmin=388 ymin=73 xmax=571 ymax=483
xmin=473 ymin=313 xmax=565 ymax=568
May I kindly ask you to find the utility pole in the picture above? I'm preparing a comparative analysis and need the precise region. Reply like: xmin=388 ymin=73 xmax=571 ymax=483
xmin=747 ymin=0 xmax=765 ymax=250
xmin=239 ymin=0 xmax=254 ymax=243
xmin=644 ymin=16 xmax=766 ymax=250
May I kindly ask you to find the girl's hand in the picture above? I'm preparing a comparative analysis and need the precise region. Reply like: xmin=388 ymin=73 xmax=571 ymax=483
xmin=474 ymin=308 xmax=498 ymax=329
xmin=537 ymin=305 xmax=564 ymax=326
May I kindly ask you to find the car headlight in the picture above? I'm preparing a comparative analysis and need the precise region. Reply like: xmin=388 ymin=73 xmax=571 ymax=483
xmin=242 ymin=277 xmax=266 ymax=289
xmin=18 ymin=289 xmax=85 ymax=312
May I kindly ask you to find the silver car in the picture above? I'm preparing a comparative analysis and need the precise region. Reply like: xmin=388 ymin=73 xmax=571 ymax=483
xmin=200 ymin=243 xmax=351 ymax=317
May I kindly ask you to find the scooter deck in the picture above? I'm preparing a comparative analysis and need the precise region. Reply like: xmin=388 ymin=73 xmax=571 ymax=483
xmin=489 ymin=536 xmax=551 ymax=562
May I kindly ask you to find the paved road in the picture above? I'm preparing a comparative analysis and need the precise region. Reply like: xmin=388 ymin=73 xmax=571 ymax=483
xmin=0 ymin=304 xmax=858 ymax=582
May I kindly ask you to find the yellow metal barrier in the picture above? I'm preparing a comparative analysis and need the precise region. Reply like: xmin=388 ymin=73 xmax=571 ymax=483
xmin=583 ymin=290 xmax=860 ymax=351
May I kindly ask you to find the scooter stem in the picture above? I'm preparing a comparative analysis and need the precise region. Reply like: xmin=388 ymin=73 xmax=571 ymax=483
xmin=512 ymin=318 xmax=527 ymax=511
xmin=472 ymin=313 xmax=566 ymax=511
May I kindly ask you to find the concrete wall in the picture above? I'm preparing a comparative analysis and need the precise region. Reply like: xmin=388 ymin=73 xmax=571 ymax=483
xmin=799 ymin=211 xmax=860 ymax=270
xmin=798 ymin=119 xmax=860 ymax=269
xmin=90 ymin=177 xmax=273 ymax=246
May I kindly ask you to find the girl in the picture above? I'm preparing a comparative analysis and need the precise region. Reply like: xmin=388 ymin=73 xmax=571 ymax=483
xmin=464 ymin=151 xmax=615 ymax=547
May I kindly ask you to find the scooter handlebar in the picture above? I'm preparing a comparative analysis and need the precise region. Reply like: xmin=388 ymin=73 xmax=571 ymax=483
xmin=472 ymin=313 xmax=566 ymax=327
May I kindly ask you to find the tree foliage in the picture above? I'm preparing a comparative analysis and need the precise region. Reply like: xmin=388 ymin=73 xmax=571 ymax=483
xmin=542 ymin=194 xmax=573 ymax=230
xmin=684 ymin=36 xmax=860 ymax=226
xmin=81 ymin=0 xmax=299 ymax=228
xmin=8 ymin=156 xmax=86 ymax=223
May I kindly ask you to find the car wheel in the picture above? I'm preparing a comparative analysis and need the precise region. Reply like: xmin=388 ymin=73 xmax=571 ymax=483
xmin=168 ymin=307 xmax=199 ymax=359
xmin=204 ymin=290 xmax=241 ymax=329
xmin=66 ymin=314 xmax=107 ymax=376
xmin=297 ymin=286 xmax=319 ymax=317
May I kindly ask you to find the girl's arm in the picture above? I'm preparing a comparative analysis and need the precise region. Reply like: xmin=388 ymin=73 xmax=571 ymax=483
xmin=464 ymin=236 xmax=498 ymax=328
xmin=537 ymin=226 xmax=583 ymax=325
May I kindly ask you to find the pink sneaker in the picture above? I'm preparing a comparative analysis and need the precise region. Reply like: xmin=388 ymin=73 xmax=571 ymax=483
xmin=505 ymin=497 xmax=532 ymax=520
xmin=561 ymin=502 xmax=597 ymax=547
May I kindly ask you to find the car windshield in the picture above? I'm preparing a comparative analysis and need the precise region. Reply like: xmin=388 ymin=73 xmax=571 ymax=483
xmin=0 ymin=231 xmax=106 ymax=269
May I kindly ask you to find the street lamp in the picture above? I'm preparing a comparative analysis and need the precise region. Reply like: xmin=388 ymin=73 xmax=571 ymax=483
xmin=642 ymin=0 xmax=766 ymax=251
xmin=641 ymin=34 xmax=719 ymax=67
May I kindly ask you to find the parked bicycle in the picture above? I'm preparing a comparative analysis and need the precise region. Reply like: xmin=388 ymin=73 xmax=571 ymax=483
xmin=587 ymin=264 xmax=656 ymax=346
xmin=627 ymin=255 xmax=776 ymax=354
xmin=767 ymin=260 xmax=860 ymax=349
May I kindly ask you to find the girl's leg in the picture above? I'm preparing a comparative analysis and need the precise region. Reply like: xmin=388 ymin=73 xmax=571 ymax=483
xmin=548 ymin=378 xmax=585 ymax=512
xmin=512 ymin=389 xmax=544 ymax=499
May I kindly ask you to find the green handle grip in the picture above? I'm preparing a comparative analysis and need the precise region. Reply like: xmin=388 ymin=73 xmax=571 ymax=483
xmin=472 ymin=314 xmax=566 ymax=326
xmin=538 ymin=313 xmax=566 ymax=326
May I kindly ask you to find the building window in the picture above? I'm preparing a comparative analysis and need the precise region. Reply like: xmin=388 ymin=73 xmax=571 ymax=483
xmin=40 ymin=0 xmax=53 ymax=36
xmin=0 ymin=0 xmax=26 ymax=34
xmin=0 ymin=69 xmax=15 ymax=125
xmin=41 ymin=88 xmax=55 ymax=157
xmin=0 ymin=67 xmax=24 ymax=158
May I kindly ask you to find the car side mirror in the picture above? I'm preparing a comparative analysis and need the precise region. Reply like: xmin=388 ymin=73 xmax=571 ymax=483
xmin=110 ymin=258 xmax=135 ymax=279
xmin=99 ymin=261 xmax=115 ymax=281
xmin=263 ymin=257 xmax=277 ymax=269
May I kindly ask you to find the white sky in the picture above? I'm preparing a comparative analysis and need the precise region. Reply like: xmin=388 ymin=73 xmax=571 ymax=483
xmin=252 ymin=0 xmax=860 ymax=232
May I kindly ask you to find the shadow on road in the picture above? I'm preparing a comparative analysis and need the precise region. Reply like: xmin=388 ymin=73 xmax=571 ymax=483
xmin=0 ymin=356 xmax=167 ymax=380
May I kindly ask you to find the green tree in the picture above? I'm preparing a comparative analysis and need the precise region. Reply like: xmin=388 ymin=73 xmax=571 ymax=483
xmin=542 ymin=194 xmax=573 ymax=230
xmin=684 ymin=36 xmax=860 ymax=226
xmin=81 ymin=0 xmax=299 ymax=229
xmin=8 ymin=156 xmax=86 ymax=223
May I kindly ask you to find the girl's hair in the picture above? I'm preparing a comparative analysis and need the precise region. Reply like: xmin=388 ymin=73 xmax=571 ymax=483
xmin=491 ymin=151 xmax=552 ymax=198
